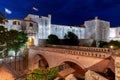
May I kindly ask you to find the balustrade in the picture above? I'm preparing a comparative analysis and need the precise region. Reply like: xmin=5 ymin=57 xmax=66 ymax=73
xmin=33 ymin=46 xmax=111 ymax=59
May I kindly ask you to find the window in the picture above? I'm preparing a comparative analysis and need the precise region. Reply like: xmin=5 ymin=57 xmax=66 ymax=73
xmin=18 ymin=22 xmax=20 ymax=25
xmin=13 ymin=21 xmax=17 ymax=25
xmin=13 ymin=21 xmax=20 ymax=25
xmin=29 ymin=23 xmax=33 ymax=27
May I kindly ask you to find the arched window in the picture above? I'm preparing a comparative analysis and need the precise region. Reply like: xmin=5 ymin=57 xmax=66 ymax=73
xmin=13 ymin=21 xmax=20 ymax=25
xmin=18 ymin=21 xmax=20 ymax=25
xmin=13 ymin=21 xmax=17 ymax=25
xmin=29 ymin=23 xmax=33 ymax=27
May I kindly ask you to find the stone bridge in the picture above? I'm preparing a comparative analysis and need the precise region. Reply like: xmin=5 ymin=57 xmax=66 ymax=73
xmin=28 ymin=45 xmax=116 ymax=76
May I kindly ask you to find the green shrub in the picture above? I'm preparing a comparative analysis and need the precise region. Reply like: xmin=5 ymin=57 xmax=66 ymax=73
xmin=46 ymin=34 xmax=60 ymax=45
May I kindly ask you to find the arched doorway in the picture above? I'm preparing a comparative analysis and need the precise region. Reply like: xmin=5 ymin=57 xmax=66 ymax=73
xmin=58 ymin=61 xmax=85 ymax=78
xmin=33 ymin=54 xmax=49 ymax=70
xmin=27 ymin=37 xmax=34 ymax=48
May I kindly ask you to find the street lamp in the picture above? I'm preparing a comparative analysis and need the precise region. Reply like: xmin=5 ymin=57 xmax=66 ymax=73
xmin=110 ymin=45 xmax=113 ymax=49
xmin=9 ymin=55 xmax=14 ymax=66
xmin=109 ymin=45 xmax=114 ymax=54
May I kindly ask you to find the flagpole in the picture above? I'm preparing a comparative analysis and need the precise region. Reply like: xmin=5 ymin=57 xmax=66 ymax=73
xmin=5 ymin=8 xmax=12 ymax=17
xmin=4 ymin=8 xmax=6 ymax=18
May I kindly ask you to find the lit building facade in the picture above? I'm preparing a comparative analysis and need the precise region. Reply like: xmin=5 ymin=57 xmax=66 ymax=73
xmin=109 ymin=27 xmax=120 ymax=40
xmin=51 ymin=24 xmax=85 ymax=39
xmin=84 ymin=17 xmax=110 ymax=42
xmin=25 ymin=14 xmax=51 ymax=39
xmin=3 ymin=14 xmax=120 ymax=46
xmin=7 ymin=19 xmax=38 ymax=46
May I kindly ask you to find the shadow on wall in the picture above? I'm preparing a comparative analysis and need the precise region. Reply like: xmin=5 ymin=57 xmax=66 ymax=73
xmin=39 ymin=39 xmax=47 ymax=46
xmin=79 ymin=39 xmax=95 ymax=47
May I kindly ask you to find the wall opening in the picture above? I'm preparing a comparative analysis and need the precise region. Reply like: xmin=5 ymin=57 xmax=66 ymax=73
xmin=58 ymin=61 xmax=85 ymax=78
xmin=27 ymin=37 xmax=34 ymax=48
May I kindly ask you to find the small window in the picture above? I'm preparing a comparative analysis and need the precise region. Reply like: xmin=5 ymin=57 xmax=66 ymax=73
xmin=13 ymin=21 xmax=17 ymax=25
xmin=18 ymin=22 xmax=20 ymax=25
xmin=13 ymin=21 xmax=20 ymax=25
xmin=29 ymin=23 xmax=33 ymax=27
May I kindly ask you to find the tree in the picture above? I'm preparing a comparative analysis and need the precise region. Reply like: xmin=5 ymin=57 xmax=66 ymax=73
xmin=0 ymin=26 xmax=8 ymax=57
xmin=27 ymin=67 xmax=59 ymax=80
xmin=46 ymin=34 xmax=60 ymax=45
xmin=6 ymin=30 xmax=28 ymax=70
xmin=63 ymin=32 xmax=79 ymax=46
xmin=0 ymin=11 xmax=8 ymax=57
xmin=103 ymin=40 xmax=120 ymax=49
xmin=97 ymin=40 xmax=107 ymax=48
xmin=7 ymin=30 xmax=28 ymax=53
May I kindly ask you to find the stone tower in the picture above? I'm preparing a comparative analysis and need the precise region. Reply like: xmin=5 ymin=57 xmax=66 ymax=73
xmin=25 ymin=14 xmax=51 ymax=39
xmin=84 ymin=17 xmax=110 ymax=42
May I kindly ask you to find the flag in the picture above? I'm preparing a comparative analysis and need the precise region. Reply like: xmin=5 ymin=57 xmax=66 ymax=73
xmin=5 ymin=8 xmax=12 ymax=14
xmin=32 ymin=7 xmax=38 ymax=11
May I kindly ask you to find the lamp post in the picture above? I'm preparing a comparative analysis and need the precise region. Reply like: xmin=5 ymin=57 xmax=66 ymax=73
xmin=110 ymin=45 xmax=113 ymax=49
xmin=109 ymin=45 xmax=113 ymax=54
xmin=9 ymin=55 xmax=14 ymax=66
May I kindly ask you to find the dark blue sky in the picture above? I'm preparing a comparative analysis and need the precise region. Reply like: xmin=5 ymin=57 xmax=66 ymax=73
xmin=0 ymin=0 xmax=120 ymax=26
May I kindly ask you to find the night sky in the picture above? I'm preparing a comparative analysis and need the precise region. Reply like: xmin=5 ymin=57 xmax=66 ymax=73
xmin=0 ymin=0 xmax=120 ymax=26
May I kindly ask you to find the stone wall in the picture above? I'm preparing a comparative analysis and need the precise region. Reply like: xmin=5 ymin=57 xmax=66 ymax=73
xmin=79 ymin=39 xmax=94 ymax=46
xmin=115 ymin=57 xmax=120 ymax=80
xmin=85 ymin=70 xmax=107 ymax=80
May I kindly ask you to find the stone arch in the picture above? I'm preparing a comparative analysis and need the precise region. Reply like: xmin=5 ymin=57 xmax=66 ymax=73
xmin=57 ymin=58 xmax=86 ymax=71
xmin=57 ymin=58 xmax=86 ymax=76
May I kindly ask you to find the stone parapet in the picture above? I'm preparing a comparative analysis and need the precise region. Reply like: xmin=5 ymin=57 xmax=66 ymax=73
xmin=32 ymin=46 xmax=111 ymax=59
xmin=46 ymin=45 xmax=112 ymax=53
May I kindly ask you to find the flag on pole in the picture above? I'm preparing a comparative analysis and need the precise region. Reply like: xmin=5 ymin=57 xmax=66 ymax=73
xmin=32 ymin=7 xmax=38 ymax=11
xmin=5 ymin=8 xmax=12 ymax=14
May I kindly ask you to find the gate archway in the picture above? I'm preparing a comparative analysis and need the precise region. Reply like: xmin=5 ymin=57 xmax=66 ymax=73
xmin=27 ymin=37 xmax=34 ymax=48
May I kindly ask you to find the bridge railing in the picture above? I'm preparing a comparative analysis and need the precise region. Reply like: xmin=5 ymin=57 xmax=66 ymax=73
xmin=35 ymin=47 xmax=111 ymax=59
xmin=45 ymin=45 xmax=111 ymax=53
